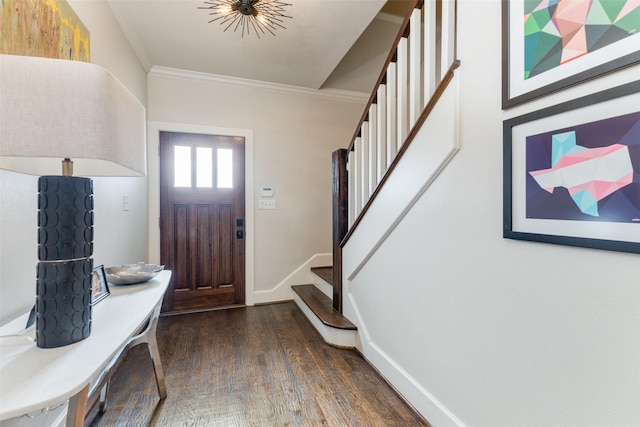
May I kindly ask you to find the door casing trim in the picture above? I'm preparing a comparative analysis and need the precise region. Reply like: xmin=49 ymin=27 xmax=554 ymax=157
xmin=147 ymin=121 xmax=255 ymax=306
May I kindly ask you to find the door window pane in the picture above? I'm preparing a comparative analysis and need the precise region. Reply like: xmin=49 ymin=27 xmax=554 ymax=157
xmin=196 ymin=147 xmax=213 ymax=188
xmin=217 ymin=148 xmax=233 ymax=188
xmin=174 ymin=146 xmax=191 ymax=187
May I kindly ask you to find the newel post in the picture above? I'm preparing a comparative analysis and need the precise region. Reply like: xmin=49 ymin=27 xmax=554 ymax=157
xmin=332 ymin=149 xmax=348 ymax=313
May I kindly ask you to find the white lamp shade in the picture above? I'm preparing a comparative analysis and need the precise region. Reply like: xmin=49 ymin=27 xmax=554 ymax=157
xmin=0 ymin=54 xmax=146 ymax=177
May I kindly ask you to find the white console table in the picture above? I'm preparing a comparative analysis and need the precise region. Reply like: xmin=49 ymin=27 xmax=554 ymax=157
xmin=0 ymin=270 xmax=171 ymax=426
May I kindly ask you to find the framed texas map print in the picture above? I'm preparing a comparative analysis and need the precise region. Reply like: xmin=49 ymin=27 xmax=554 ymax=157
xmin=503 ymin=81 xmax=640 ymax=253
xmin=502 ymin=0 xmax=640 ymax=108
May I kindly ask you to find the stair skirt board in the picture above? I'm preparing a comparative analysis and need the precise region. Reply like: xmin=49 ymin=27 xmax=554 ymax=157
xmin=292 ymin=293 xmax=357 ymax=348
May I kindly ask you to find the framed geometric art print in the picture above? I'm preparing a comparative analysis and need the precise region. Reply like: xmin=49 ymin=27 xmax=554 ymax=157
xmin=503 ymin=81 xmax=640 ymax=253
xmin=502 ymin=0 xmax=640 ymax=108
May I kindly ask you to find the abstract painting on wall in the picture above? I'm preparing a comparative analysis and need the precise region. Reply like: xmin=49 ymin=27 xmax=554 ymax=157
xmin=503 ymin=81 xmax=640 ymax=253
xmin=526 ymin=112 xmax=639 ymax=222
xmin=1 ymin=0 xmax=90 ymax=62
xmin=502 ymin=0 xmax=640 ymax=108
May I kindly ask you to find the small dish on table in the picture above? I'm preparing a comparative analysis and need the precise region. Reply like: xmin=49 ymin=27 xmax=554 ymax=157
xmin=105 ymin=263 xmax=164 ymax=285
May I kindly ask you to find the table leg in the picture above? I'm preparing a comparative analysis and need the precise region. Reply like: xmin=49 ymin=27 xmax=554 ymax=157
xmin=148 ymin=332 xmax=167 ymax=399
xmin=66 ymin=384 xmax=89 ymax=427
xmin=105 ymin=301 xmax=167 ymax=401
xmin=98 ymin=383 xmax=109 ymax=413
xmin=146 ymin=303 xmax=167 ymax=399
xmin=89 ymin=300 xmax=167 ymax=417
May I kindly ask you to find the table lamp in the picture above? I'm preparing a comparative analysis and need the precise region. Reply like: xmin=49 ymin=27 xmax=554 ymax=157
xmin=0 ymin=54 xmax=146 ymax=348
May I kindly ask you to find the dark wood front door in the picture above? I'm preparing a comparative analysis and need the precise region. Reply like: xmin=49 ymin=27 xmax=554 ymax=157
xmin=160 ymin=131 xmax=245 ymax=312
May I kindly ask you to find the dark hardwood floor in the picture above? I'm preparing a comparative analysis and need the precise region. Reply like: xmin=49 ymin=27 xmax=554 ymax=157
xmin=86 ymin=302 xmax=429 ymax=426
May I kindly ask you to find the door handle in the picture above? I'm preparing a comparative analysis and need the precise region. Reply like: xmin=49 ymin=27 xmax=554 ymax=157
xmin=236 ymin=230 xmax=244 ymax=239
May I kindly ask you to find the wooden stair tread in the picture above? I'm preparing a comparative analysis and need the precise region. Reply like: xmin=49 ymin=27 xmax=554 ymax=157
xmin=310 ymin=266 xmax=333 ymax=286
xmin=292 ymin=284 xmax=356 ymax=330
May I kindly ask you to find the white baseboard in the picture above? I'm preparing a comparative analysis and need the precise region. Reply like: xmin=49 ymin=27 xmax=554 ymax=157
xmin=252 ymin=253 xmax=332 ymax=305
xmin=346 ymin=295 xmax=466 ymax=427
xmin=361 ymin=342 xmax=468 ymax=427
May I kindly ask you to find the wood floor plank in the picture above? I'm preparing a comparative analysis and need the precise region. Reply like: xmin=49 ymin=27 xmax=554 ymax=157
xmin=86 ymin=302 xmax=430 ymax=427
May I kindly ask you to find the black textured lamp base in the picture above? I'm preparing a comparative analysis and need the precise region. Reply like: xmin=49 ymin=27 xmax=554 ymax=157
xmin=35 ymin=175 xmax=94 ymax=348
xmin=38 ymin=176 xmax=93 ymax=260
xmin=35 ymin=256 xmax=93 ymax=348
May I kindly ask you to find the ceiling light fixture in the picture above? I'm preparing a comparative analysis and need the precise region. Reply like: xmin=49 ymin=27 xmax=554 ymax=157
xmin=199 ymin=0 xmax=292 ymax=38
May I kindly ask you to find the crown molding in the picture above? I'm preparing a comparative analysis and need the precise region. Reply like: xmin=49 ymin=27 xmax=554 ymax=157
xmin=149 ymin=66 xmax=369 ymax=104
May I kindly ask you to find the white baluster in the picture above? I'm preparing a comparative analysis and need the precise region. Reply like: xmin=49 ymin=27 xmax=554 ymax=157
xmin=396 ymin=37 xmax=409 ymax=149
xmin=386 ymin=63 xmax=397 ymax=168
xmin=441 ymin=0 xmax=456 ymax=76
xmin=376 ymin=84 xmax=387 ymax=183
xmin=360 ymin=123 xmax=370 ymax=208
xmin=368 ymin=104 xmax=378 ymax=194
xmin=353 ymin=136 xmax=362 ymax=217
xmin=423 ymin=0 xmax=437 ymax=103
xmin=347 ymin=152 xmax=355 ymax=227
xmin=409 ymin=7 xmax=422 ymax=127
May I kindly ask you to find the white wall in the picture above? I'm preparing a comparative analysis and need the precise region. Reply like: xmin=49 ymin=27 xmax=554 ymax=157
xmin=0 ymin=1 xmax=148 ymax=325
xmin=68 ymin=1 xmax=148 ymax=104
xmin=147 ymin=70 xmax=365 ymax=302
xmin=342 ymin=1 xmax=640 ymax=426
xmin=322 ymin=13 xmax=403 ymax=93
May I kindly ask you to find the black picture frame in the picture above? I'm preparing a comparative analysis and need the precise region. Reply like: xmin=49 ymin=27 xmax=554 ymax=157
xmin=503 ymin=81 xmax=640 ymax=254
xmin=502 ymin=0 xmax=640 ymax=109
xmin=92 ymin=265 xmax=110 ymax=305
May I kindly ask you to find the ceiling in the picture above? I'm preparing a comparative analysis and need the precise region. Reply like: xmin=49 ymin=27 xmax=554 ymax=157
xmin=109 ymin=0 xmax=410 ymax=94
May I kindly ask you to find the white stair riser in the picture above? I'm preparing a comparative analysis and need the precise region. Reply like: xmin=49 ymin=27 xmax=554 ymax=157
xmin=312 ymin=274 xmax=333 ymax=299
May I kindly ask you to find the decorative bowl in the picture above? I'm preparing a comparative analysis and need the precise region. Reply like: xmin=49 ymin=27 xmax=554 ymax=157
xmin=105 ymin=262 xmax=164 ymax=285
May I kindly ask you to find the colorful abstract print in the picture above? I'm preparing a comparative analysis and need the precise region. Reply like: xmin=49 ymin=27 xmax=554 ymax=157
xmin=524 ymin=0 xmax=640 ymax=79
xmin=1 ymin=0 xmax=90 ymax=61
xmin=526 ymin=112 xmax=640 ymax=223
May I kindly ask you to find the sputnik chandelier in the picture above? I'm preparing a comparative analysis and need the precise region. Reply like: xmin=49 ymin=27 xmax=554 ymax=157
xmin=199 ymin=0 xmax=292 ymax=38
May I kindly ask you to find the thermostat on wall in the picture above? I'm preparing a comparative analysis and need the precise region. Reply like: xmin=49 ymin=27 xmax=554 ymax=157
xmin=260 ymin=187 xmax=274 ymax=197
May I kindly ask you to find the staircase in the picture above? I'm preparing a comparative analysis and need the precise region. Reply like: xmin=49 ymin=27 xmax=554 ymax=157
xmin=292 ymin=267 xmax=357 ymax=348
xmin=293 ymin=0 xmax=458 ymax=350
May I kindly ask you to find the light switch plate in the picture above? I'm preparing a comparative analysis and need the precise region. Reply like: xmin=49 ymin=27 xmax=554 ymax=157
xmin=258 ymin=199 xmax=276 ymax=209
